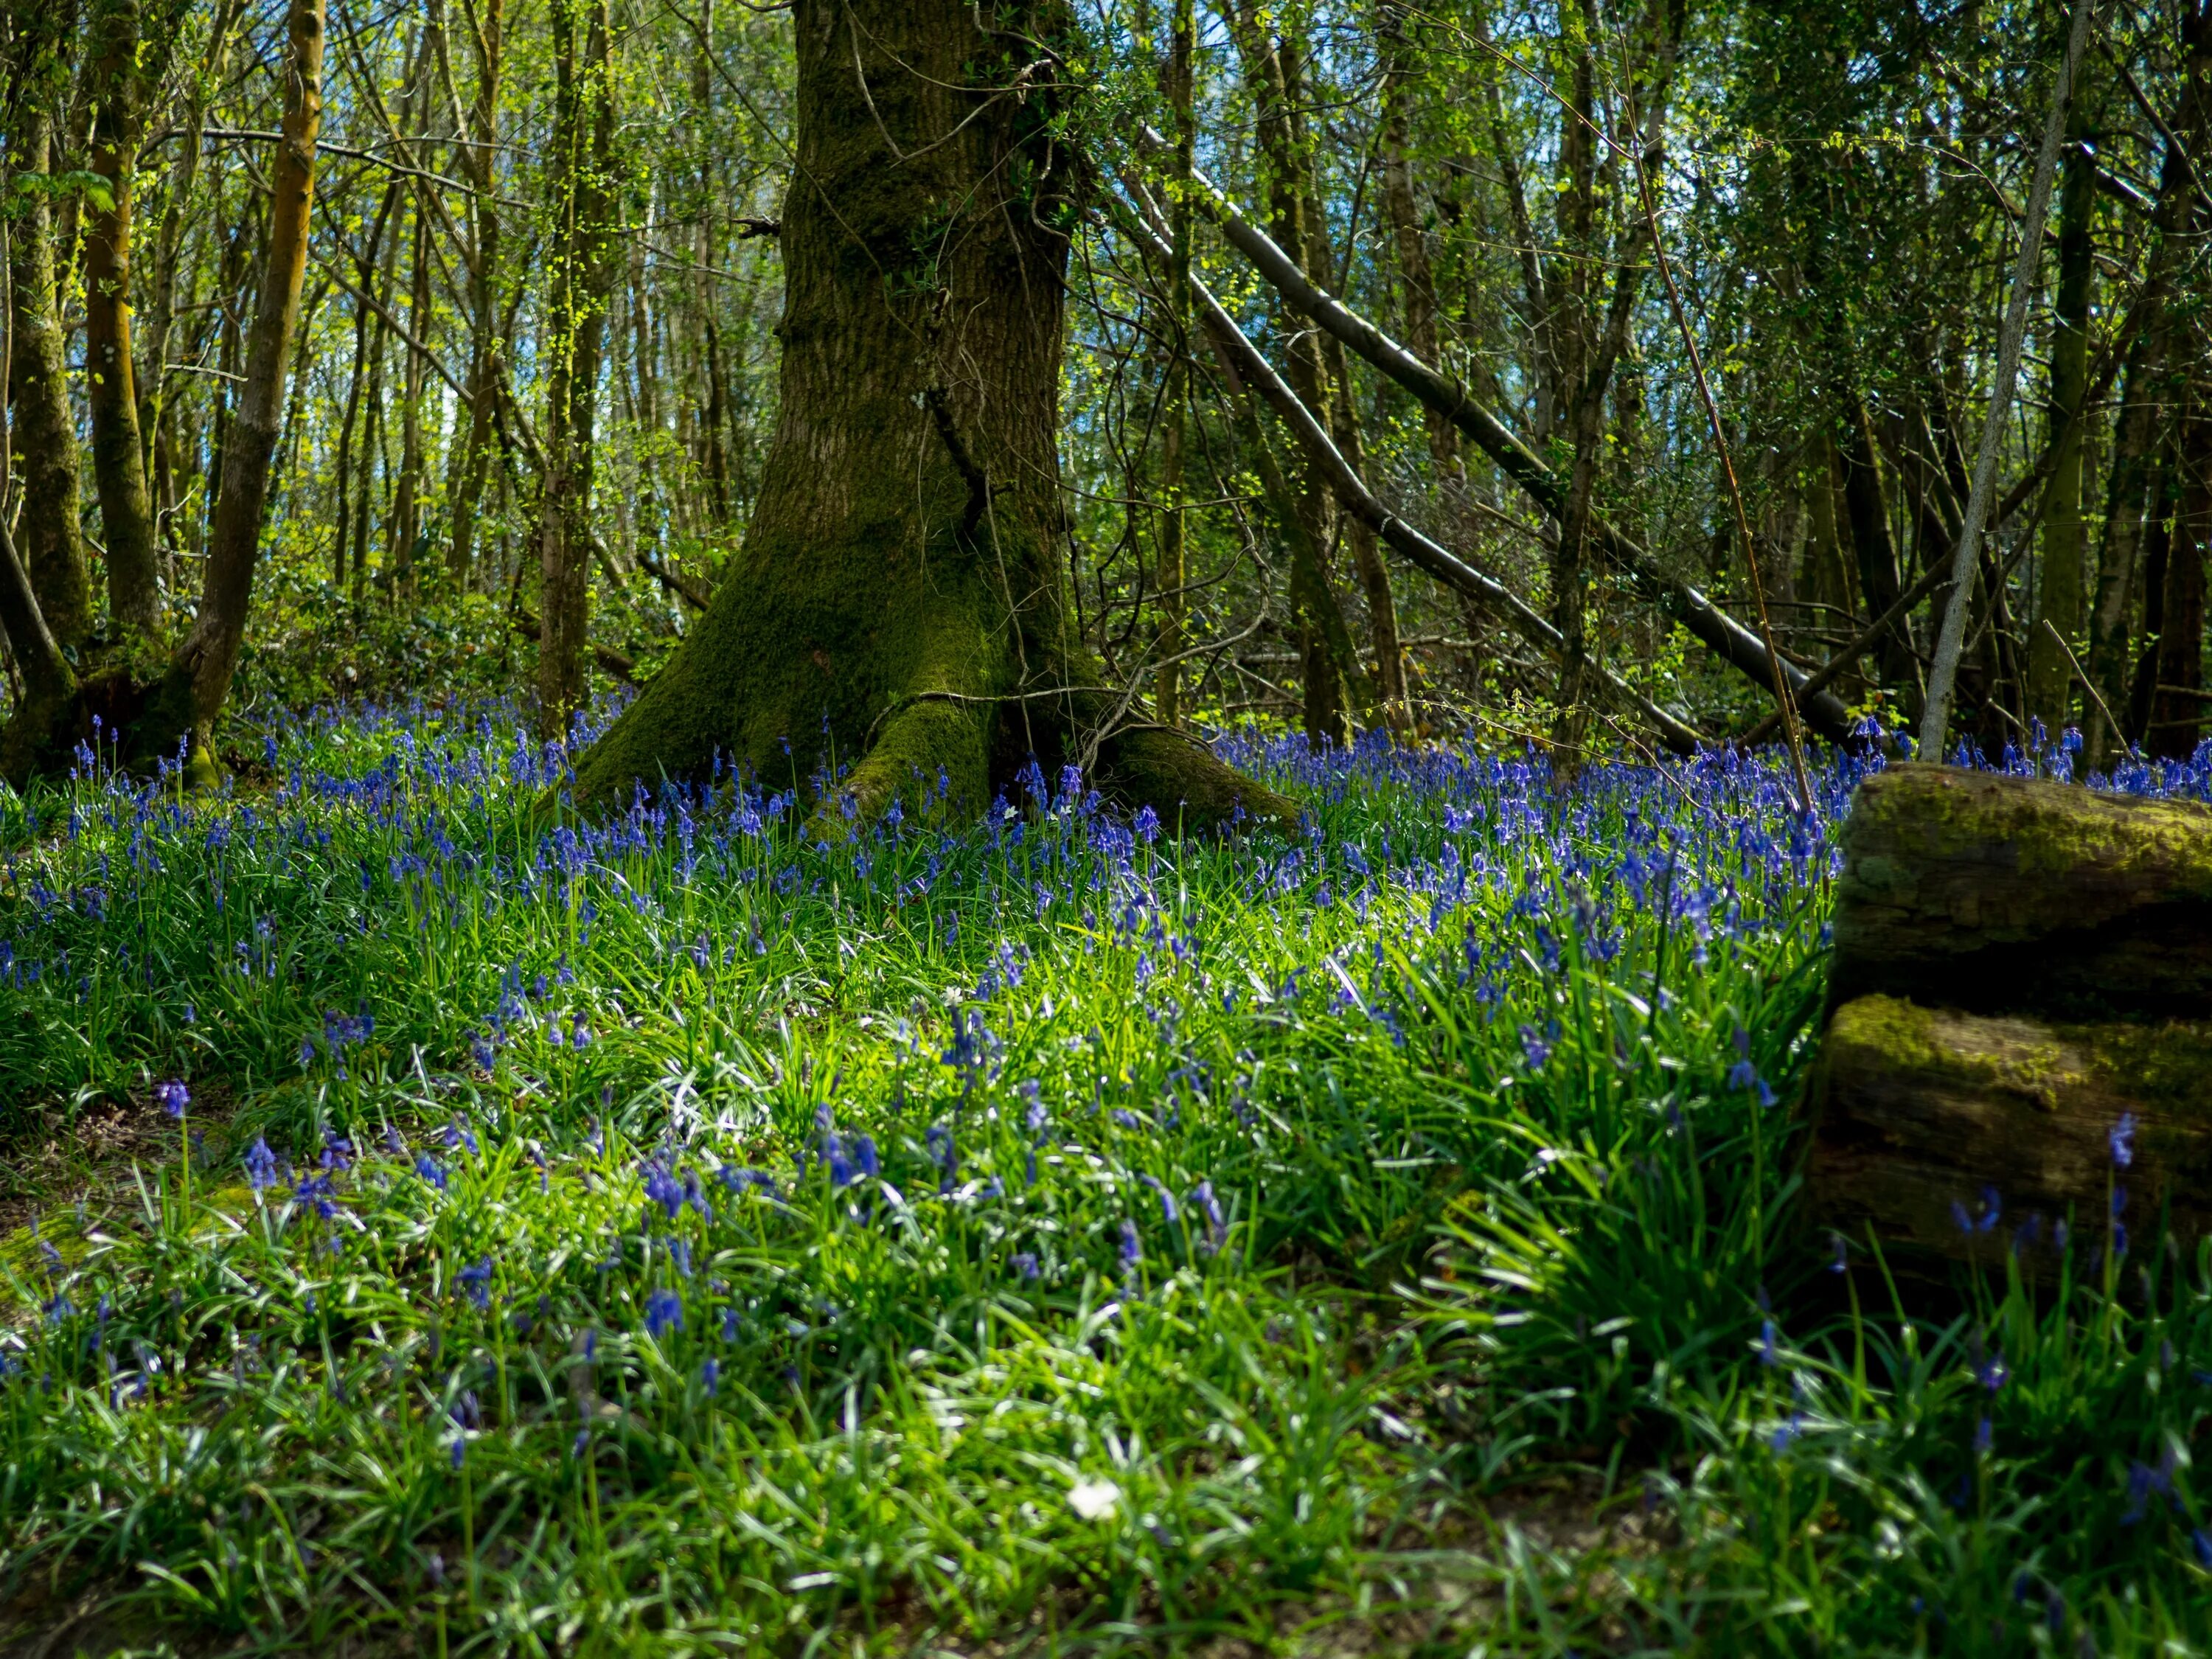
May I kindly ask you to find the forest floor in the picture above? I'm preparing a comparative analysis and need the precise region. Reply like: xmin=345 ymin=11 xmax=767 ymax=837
xmin=0 ymin=705 xmax=2208 ymax=1656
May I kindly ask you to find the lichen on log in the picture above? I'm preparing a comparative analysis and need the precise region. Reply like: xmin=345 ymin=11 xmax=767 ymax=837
xmin=1830 ymin=762 xmax=2212 ymax=1019
xmin=1806 ymin=993 xmax=2212 ymax=1263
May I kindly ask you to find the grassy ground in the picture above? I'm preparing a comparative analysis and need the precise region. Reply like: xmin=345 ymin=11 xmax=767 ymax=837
xmin=0 ymin=706 xmax=2209 ymax=1655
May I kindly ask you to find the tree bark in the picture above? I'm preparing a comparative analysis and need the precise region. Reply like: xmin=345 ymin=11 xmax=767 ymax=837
xmin=446 ymin=0 xmax=504 ymax=587
xmin=2028 ymin=91 xmax=2098 ymax=730
xmin=2086 ymin=1 xmax=2212 ymax=765
xmin=537 ymin=0 xmax=617 ymax=740
xmin=5 ymin=85 xmax=94 ymax=654
xmin=83 ymin=0 xmax=165 ymax=644
xmin=143 ymin=0 xmax=325 ymax=782
xmin=2149 ymin=413 xmax=2209 ymax=757
xmin=1809 ymin=993 xmax=2212 ymax=1265
xmin=1830 ymin=762 xmax=2212 ymax=1020
xmin=389 ymin=193 xmax=431 ymax=600
xmin=570 ymin=0 xmax=1293 ymax=835
xmin=1229 ymin=5 xmax=1351 ymax=750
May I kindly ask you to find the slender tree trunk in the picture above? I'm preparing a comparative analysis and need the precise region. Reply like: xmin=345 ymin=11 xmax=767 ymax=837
xmin=571 ymin=0 xmax=1290 ymax=834
xmin=2086 ymin=0 xmax=2211 ymax=765
xmin=2150 ymin=411 xmax=2210 ymax=758
xmin=448 ymin=0 xmax=505 ymax=587
xmin=538 ymin=0 xmax=618 ymax=739
xmin=1230 ymin=5 xmax=1352 ymax=748
xmin=83 ymin=0 xmax=164 ymax=644
xmin=332 ymin=182 xmax=400 ymax=594
xmin=1152 ymin=0 xmax=1194 ymax=731
xmin=389 ymin=196 xmax=430 ymax=599
xmin=150 ymin=0 xmax=325 ymax=780
xmin=6 ymin=94 xmax=94 ymax=653
xmin=2029 ymin=91 xmax=2098 ymax=730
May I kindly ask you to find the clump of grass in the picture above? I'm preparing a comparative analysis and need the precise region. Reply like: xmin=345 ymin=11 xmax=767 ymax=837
xmin=1 ymin=708 xmax=2208 ymax=1652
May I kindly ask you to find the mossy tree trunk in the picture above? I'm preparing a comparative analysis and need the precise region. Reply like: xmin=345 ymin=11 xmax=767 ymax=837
xmin=569 ymin=0 xmax=1295 ymax=833
xmin=131 ymin=0 xmax=325 ymax=784
xmin=83 ymin=0 xmax=166 ymax=647
xmin=537 ymin=0 xmax=616 ymax=740
xmin=5 ymin=63 xmax=94 ymax=655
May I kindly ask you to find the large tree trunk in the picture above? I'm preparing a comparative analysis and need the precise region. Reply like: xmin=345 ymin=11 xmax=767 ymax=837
xmin=569 ymin=0 xmax=1293 ymax=834
xmin=139 ymin=0 xmax=324 ymax=782
xmin=536 ymin=0 xmax=616 ymax=739
xmin=6 ymin=89 xmax=94 ymax=655
xmin=83 ymin=0 xmax=166 ymax=646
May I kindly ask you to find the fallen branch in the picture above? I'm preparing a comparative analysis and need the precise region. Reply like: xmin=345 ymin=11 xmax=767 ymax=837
xmin=1143 ymin=132 xmax=1853 ymax=746
xmin=1118 ymin=183 xmax=1701 ymax=756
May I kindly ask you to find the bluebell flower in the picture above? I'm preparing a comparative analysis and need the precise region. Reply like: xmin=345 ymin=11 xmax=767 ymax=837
xmin=414 ymin=1153 xmax=448 ymax=1192
xmin=854 ymin=1134 xmax=879 ymax=1178
xmin=1133 ymin=805 xmax=1160 ymax=845
xmin=644 ymin=1163 xmax=684 ymax=1220
xmin=1758 ymin=1320 xmax=1779 ymax=1367
xmin=456 ymin=1258 xmax=493 ymax=1310
xmin=2110 ymin=1113 xmax=2137 ymax=1169
xmin=155 ymin=1080 xmax=189 ymax=1119
xmin=645 ymin=1288 xmax=684 ymax=1338
xmin=1518 ymin=1024 xmax=1551 ymax=1071
xmin=1190 ymin=1181 xmax=1227 ymax=1253
xmin=244 ymin=1137 xmax=279 ymax=1193
xmin=1012 ymin=1251 xmax=1040 ymax=1281
xmin=700 ymin=1358 xmax=720 ymax=1397
xmin=1119 ymin=1220 xmax=1143 ymax=1268
xmin=1141 ymin=1175 xmax=1178 ymax=1225
xmin=1974 ymin=1416 xmax=1993 ymax=1455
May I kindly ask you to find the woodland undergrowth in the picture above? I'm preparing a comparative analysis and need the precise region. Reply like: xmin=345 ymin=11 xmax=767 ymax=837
xmin=0 ymin=706 xmax=2210 ymax=1654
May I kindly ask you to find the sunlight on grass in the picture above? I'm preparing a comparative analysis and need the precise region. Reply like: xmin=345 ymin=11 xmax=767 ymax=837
xmin=1 ymin=707 xmax=2209 ymax=1652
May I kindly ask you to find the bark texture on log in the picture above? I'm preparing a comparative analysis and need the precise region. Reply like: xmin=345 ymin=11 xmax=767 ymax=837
xmin=1809 ymin=993 xmax=2212 ymax=1260
xmin=1830 ymin=762 xmax=2212 ymax=1019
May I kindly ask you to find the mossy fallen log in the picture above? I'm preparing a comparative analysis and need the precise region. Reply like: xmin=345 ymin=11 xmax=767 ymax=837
xmin=1830 ymin=762 xmax=2212 ymax=1019
xmin=1806 ymin=993 xmax=2212 ymax=1262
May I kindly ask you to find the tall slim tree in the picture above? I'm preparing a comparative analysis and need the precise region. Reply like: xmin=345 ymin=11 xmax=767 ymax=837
xmin=2028 ymin=88 xmax=2098 ymax=728
xmin=538 ymin=0 xmax=618 ymax=737
xmin=83 ymin=0 xmax=167 ymax=643
xmin=448 ymin=0 xmax=506 ymax=585
xmin=150 ymin=0 xmax=326 ymax=777
xmin=7 ymin=1 xmax=94 ymax=653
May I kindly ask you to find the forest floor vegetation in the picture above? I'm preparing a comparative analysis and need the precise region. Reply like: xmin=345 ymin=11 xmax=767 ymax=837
xmin=0 ymin=706 xmax=2208 ymax=1654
